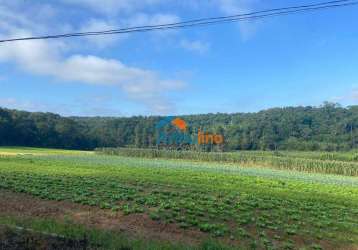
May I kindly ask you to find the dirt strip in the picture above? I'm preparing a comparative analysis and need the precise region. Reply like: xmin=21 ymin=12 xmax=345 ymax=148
xmin=0 ymin=190 xmax=205 ymax=246
xmin=0 ymin=190 xmax=357 ymax=250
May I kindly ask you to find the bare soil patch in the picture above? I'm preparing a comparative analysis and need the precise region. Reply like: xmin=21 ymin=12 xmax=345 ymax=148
xmin=0 ymin=190 xmax=205 ymax=246
xmin=0 ymin=190 xmax=356 ymax=250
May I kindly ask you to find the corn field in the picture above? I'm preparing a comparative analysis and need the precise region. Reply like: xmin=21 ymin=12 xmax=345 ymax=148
xmin=95 ymin=147 xmax=358 ymax=176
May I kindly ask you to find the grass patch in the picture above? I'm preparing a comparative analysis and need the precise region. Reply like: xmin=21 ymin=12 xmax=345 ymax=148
xmin=0 ymin=215 xmax=233 ymax=250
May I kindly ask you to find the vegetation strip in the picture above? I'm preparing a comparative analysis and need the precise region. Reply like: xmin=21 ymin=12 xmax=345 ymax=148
xmin=96 ymin=148 xmax=358 ymax=176
xmin=0 ymin=149 xmax=357 ymax=249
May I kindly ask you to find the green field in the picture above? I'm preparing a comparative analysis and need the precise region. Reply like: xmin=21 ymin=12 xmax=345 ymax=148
xmin=0 ymin=147 xmax=357 ymax=249
xmin=0 ymin=146 xmax=92 ymax=155
xmin=97 ymin=148 xmax=358 ymax=176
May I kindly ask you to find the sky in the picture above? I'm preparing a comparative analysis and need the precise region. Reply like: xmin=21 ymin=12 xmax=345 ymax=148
xmin=0 ymin=0 xmax=358 ymax=117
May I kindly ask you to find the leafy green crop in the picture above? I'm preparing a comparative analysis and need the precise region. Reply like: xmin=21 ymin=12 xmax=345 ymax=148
xmin=96 ymin=148 xmax=358 ymax=176
xmin=0 ymin=153 xmax=357 ymax=249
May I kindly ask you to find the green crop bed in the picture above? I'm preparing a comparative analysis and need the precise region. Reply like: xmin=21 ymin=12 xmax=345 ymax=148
xmin=0 ymin=150 xmax=357 ymax=249
xmin=0 ymin=146 xmax=92 ymax=155
xmin=97 ymin=148 xmax=358 ymax=176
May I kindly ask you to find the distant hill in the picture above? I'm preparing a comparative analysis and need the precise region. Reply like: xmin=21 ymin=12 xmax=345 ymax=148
xmin=1 ymin=102 xmax=358 ymax=151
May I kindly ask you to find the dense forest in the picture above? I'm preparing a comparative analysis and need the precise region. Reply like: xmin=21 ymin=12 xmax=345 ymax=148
xmin=1 ymin=102 xmax=358 ymax=151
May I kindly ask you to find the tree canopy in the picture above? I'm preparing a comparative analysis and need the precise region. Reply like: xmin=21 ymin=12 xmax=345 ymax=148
xmin=1 ymin=103 xmax=357 ymax=151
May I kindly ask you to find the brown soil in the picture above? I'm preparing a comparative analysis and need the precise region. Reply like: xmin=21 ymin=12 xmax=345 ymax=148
xmin=0 ymin=190 xmax=205 ymax=246
xmin=0 ymin=190 xmax=356 ymax=250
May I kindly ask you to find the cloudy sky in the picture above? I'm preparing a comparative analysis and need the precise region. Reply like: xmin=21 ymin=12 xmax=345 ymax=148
xmin=0 ymin=0 xmax=358 ymax=116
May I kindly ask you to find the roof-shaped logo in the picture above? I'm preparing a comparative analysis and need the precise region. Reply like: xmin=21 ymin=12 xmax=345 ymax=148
xmin=155 ymin=116 xmax=187 ymax=131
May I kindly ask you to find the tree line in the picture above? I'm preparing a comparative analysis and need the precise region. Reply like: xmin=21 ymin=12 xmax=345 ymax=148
xmin=1 ymin=102 xmax=358 ymax=151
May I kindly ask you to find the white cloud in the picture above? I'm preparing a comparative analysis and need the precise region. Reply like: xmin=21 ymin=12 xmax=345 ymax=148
xmin=0 ymin=0 xmax=274 ymax=114
xmin=0 ymin=2 xmax=58 ymax=35
xmin=0 ymin=0 xmax=188 ymax=114
xmin=79 ymin=19 xmax=127 ymax=48
xmin=128 ymin=13 xmax=180 ymax=27
xmin=0 ymin=97 xmax=124 ymax=116
xmin=77 ymin=13 xmax=180 ymax=48
xmin=61 ymin=0 xmax=166 ymax=15
xmin=215 ymin=0 xmax=260 ymax=40
xmin=216 ymin=0 xmax=252 ymax=14
xmin=0 ymin=98 xmax=52 ymax=113
xmin=351 ymin=90 xmax=358 ymax=100
xmin=180 ymin=39 xmax=210 ymax=54
xmin=0 ymin=28 xmax=185 ymax=114
xmin=333 ymin=88 xmax=358 ymax=103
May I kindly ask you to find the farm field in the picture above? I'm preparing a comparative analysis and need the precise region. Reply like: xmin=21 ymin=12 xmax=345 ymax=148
xmin=97 ymin=148 xmax=358 ymax=176
xmin=0 ymin=147 xmax=357 ymax=249
xmin=0 ymin=146 xmax=93 ymax=156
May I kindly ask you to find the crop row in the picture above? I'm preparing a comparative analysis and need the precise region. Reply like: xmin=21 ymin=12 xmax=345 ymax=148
xmin=95 ymin=148 xmax=358 ymax=176
xmin=1 ymin=155 xmax=358 ymax=249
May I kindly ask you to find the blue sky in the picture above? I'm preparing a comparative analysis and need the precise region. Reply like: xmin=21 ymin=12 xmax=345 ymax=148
xmin=0 ymin=0 xmax=358 ymax=116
